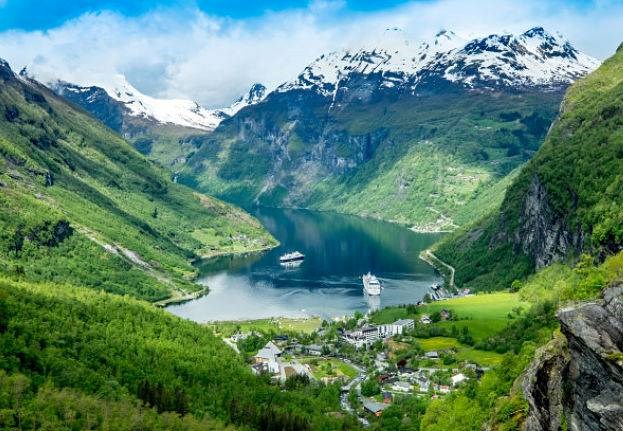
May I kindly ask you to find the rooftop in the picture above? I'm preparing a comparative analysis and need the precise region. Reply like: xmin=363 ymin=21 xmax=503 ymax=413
xmin=362 ymin=399 xmax=390 ymax=414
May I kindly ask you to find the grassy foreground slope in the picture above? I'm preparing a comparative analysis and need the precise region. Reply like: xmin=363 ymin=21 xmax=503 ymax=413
xmin=0 ymin=60 xmax=275 ymax=301
xmin=435 ymin=46 xmax=623 ymax=291
xmin=0 ymin=277 xmax=358 ymax=430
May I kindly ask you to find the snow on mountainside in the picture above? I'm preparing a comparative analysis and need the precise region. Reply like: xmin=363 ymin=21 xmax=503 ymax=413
xmin=38 ymin=72 xmax=267 ymax=131
xmin=278 ymin=27 xmax=599 ymax=97
xmin=222 ymin=83 xmax=267 ymax=117
xmin=49 ymin=74 xmax=226 ymax=131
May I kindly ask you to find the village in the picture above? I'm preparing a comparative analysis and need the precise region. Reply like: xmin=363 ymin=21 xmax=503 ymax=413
xmin=224 ymin=305 xmax=484 ymax=421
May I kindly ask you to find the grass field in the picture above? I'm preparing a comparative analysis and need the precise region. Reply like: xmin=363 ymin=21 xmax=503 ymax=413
xmin=300 ymin=358 xmax=358 ymax=380
xmin=416 ymin=337 xmax=503 ymax=366
xmin=420 ymin=292 xmax=529 ymax=341
xmin=371 ymin=292 xmax=528 ymax=341
xmin=207 ymin=317 xmax=322 ymax=336
xmin=380 ymin=293 xmax=526 ymax=367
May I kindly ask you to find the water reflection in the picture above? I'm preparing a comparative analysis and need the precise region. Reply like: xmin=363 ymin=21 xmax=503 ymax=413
xmin=365 ymin=294 xmax=381 ymax=312
xmin=167 ymin=208 xmax=443 ymax=321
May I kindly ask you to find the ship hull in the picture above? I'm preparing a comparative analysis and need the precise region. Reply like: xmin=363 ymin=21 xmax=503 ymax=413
xmin=279 ymin=256 xmax=305 ymax=263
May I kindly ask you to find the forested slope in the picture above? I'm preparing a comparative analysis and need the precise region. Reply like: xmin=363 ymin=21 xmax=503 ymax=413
xmin=0 ymin=59 xmax=275 ymax=301
xmin=435 ymin=46 xmax=623 ymax=291
xmin=0 ymin=277 xmax=358 ymax=430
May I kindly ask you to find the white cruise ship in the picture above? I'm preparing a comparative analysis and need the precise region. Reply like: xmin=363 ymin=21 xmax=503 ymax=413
xmin=279 ymin=251 xmax=305 ymax=264
xmin=362 ymin=272 xmax=382 ymax=296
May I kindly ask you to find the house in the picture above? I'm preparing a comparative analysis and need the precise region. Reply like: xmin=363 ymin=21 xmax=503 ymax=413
xmin=420 ymin=315 xmax=432 ymax=325
xmin=417 ymin=379 xmax=430 ymax=393
xmin=254 ymin=341 xmax=282 ymax=363
xmin=434 ymin=385 xmax=451 ymax=394
xmin=266 ymin=360 xmax=280 ymax=374
xmin=451 ymin=373 xmax=467 ymax=386
xmin=393 ymin=318 xmax=415 ymax=334
xmin=377 ymin=323 xmax=393 ymax=338
xmin=424 ymin=351 xmax=439 ymax=359
xmin=362 ymin=399 xmax=390 ymax=417
xmin=306 ymin=344 xmax=323 ymax=356
xmin=251 ymin=360 xmax=280 ymax=375
xmin=382 ymin=392 xmax=393 ymax=403
xmin=391 ymin=381 xmax=413 ymax=392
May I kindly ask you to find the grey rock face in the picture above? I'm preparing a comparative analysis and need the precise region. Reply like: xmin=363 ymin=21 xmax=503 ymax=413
xmin=559 ymin=284 xmax=623 ymax=431
xmin=514 ymin=175 xmax=583 ymax=268
xmin=523 ymin=334 xmax=569 ymax=431
xmin=523 ymin=285 xmax=623 ymax=431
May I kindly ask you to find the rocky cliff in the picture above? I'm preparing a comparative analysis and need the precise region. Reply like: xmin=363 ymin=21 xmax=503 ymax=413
xmin=523 ymin=284 xmax=623 ymax=431
xmin=434 ymin=43 xmax=623 ymax=291
xmin=512 ymin=175 xmax=584 ymax=269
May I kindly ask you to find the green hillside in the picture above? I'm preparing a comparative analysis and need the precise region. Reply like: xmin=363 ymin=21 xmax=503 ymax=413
xmin=434 ymin=47 xmax=623 ymax=291
xmin=181 ymin=90 xmax=562 ymax=230
xmin=0 ymin=277 xmax=358 ymax=430
xmin=0 ymin=62 xmax=276 ymax=302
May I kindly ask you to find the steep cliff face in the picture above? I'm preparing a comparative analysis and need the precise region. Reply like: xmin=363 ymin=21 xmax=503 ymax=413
xmin=559 ymin=284 xmax=623 ymax=430
xmin=513 ymin=175 xmax=584 ymax=269
xmin=434 ymin=44 xmax=623 ymax=291
xmin=523 ymin=285 xmax=623 ymax=431
xmin=523 ymin=333 xmax=569 ymax=431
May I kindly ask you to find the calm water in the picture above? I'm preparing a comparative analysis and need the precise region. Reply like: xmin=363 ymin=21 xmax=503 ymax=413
xmin=167 ymin=208 xmax=442 ymax=321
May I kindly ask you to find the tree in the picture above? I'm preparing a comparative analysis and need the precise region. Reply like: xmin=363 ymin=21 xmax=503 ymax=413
xmin=360 ymin=378 xmax=380 ymax=397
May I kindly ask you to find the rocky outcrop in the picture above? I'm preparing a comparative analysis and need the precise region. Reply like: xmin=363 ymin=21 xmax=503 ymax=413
xmin=523 ymin=333 xmax=569 ymax=431
xmin=559 ymin=284 xmax=623 ymax=430
xmin=0 ymin=58 xmax=15 ymax=82
xmin=514 ymin=175 xmax=584 ymax=268
xmin=523 ymin=285 xmax=623 ymax=431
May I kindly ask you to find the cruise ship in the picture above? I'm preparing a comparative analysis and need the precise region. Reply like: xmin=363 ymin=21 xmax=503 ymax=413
xmin=279 ymin=251 xmax=305 ymax=264
xmin=362 ymin=272 xmax=382 ymax=296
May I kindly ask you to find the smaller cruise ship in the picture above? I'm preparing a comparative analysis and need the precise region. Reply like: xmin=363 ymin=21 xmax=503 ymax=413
xmin=362 ymin=272 xmax=382 ymax=296
xmin=279 ymin=251 xmax=305 ymax=264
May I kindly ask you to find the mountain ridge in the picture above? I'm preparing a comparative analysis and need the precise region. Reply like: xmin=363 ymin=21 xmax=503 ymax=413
xmin=177 ymin=27 xmax=598 ymax=230
xmin=0 ymin=58 xmax=275 ymax=302
xmin=434 ymin=43 xmax=623 ymax=291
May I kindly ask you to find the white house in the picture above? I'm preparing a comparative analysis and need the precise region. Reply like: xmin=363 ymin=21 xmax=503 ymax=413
xmin=420 ymin=315 xmax=432 ymax=325
xmin=393 ymin=318 xmax=415 ymax=334
xmin=451 ymin=373 xmax=467 ymax=386
xmin=391 ymin=381 xmax=413 ymax=392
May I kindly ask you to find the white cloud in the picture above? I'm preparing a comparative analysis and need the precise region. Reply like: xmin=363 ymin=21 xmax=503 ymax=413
xmin=0 ymin=0 xmax=622 ymax=107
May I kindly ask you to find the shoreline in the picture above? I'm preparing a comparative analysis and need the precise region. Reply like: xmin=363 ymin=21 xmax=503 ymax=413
xmin=251 ymin=204 xmax=456 ymax=234
xmin=158 ymin=208 xmax=450 ymax=320
xmin=157 ymin=242 xmax=279 ymax=308
xmin=419 ymin=249 xmax=455 ymax=289
xmin=193 ymin=241 xmax=280 ymax=262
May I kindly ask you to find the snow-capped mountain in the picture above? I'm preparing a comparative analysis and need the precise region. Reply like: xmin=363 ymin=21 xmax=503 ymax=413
xmin=49 ymin=75 xmax=238 ymax=131
xmin=25 ymin=69 xmax=267 ymax=132
xmin=223 ymin=83 xmax=267 ymax=117
xmin=278 ymin=27 xmax=599 ymax=97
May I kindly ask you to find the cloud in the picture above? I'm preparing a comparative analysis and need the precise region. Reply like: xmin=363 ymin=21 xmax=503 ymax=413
xmin=0 ymin=0 xmax=622 ymax=107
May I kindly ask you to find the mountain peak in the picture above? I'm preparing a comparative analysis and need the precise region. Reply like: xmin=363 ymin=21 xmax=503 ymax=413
xmin=280 ymin=27 xmax=599 ymax=96
xmin=225 ymin=83 xmax=268 ymax=116
xmin=522 ymin=26 xmax=547 ymax=38
xmin=0 ymin=58 xmax=15 ymax=81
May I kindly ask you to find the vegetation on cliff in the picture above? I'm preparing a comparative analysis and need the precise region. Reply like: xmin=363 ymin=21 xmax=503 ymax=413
xmin=0 ymin=62 xmax=275 ymax=301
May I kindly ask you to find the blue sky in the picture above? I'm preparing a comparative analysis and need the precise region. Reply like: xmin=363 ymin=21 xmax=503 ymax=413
xmin=0 ymin=0 xmax=621 ymax=106
xmin=0 ymin=0 xmax=416 ymax=31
